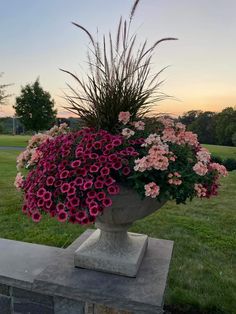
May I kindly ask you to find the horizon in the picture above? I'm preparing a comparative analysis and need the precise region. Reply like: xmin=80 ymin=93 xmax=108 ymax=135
xmin=1 ymin=0 xmax=235 ymax=118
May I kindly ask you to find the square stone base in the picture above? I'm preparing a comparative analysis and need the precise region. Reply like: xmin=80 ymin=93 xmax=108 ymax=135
xmin=33 ymin=230 xmax=174 ymax=314
xmin=74 ymin=230 xmax=148 ymax=277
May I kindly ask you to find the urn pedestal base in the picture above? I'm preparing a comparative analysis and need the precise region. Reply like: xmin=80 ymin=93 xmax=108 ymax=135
xmin=74 ymin=225 xmax=148 ymax=277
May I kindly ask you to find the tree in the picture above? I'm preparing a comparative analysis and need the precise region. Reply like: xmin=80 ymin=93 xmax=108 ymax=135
xmin=179 ymin=110 xmax=202 ymax=127
xmin=14 ymin=79 xmax=57 ymax=132
xmin=189 ymin=111 xmax=217 ymax=144
xmin=0 ymin=73 xmax=12 ymax=106
xmin=215 ymin=107 xmax=236 ymax=146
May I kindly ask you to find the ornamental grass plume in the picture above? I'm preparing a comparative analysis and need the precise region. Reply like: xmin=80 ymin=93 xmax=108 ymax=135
xmin=61 ymin=0 xmax=177 ymax=132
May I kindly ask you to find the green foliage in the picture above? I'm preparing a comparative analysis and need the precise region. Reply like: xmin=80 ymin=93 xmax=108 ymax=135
xmin=189 ymin=111 xmax=216 ymax=144
xmin=62 ymin=1 xmax=177 ymax=132
xmin=223 ymin=158 xmax=236 ymax=171
xmin=215 ymin=107 xmax=236 ymax=146
xmin=179 ymin=110 xmax=201 ymax=126
xmin=232 ymin=132 xmax=236 ymax=147
xmin=14 ymin=79 xmax=57 ymax=132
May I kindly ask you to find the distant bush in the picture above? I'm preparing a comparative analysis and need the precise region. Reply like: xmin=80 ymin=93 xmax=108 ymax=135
xmin=223 ymin=158 xmax=236 ymax=171
xmin=211 ymin=155 xmax=223 ymax=164
xmin=232 ymin=132 xmax=236 ymax=147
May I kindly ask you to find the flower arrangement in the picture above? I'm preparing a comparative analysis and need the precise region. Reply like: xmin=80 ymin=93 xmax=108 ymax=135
xmin=15 ymin=114 xmax=227 ymax=224
xmin=15 ymin=0 xmax=227 ymax=224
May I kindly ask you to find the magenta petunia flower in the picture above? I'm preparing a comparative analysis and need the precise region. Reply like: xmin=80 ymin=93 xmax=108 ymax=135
xmin=61 ymin=183 xmax=70 ymax=193
xmin=89 ymin=206 xmax=99 ymax=217
xmin=77 ymin=168 xmax=87 ymax=177
xmin=112 ymin=138 xmax=122 ymax=146
xmin=45 ymin=200 xmax=52 ymax=209
xmin=105 ymin=177 xmax=115 ymax=186
xmin=99 ymin=155 xmax=107 ymax=163
xmin=43 ymin=191 xmax=52 ymax=202
xmin=108 ymin=154 xmax=117 ymax=162
xmin=122 ymin=166 xmax=131 ymax=176
xmin=90 ymin=164 xmax=99 ymax=173
xmin=69 ymin=197 xmax=80 ymax=207
xmin=32 ymin=211 xmax=42 ymax=223
xmin=83 ymin=180 xmax=93 ymax=190
xmin=74 ymin=177 xmax=84 ymax=186
xmin=46 ymin=176 xmax=55 ymax=186
xmin=112 ymin=161 xmax=122 ymax=170
xmin=36 ymin=187 xmax=46 ymax=198
xmin=89 ymin=153 xmax=99 ymax=160
xmin=71 ymin=160 xmax=81 ymax=168
xmin=100 ymin=167 xmax=110 ymax=176
xmin=56 ymin=203 xmax=65 ymax=211
xmin=96 ymin=191 xmax=106 ymax=201
xmin=57 ymin=210 xmax=68 ymax=223
xmin=69 ymin=215 xmax=77 ymax=224
xmin=37 ymin=199 xmax=44 ymax=207
xmin=102 ymin=197 xmax=112 ymax=207
xmin=107 ymin=185 xmax=120 ymax=195
xmin=76 ymin=211 xmax=86 ymax=221
xmin=67 ymin=186 xmax=76 ymax=196
xmin=60 ymin=170 xmax=69 ymax=179
xmin=93 ymin=141 xmax=102 ymax=150
xmin=87 ymin=191 xmax=97 ymax=198
xmin=94 ymin=180 xmax=104 ymax=189
xmin=22 ymin=204 xmax=27 ymax=214
xmin=54 ymin=180 xmax=62 ymax=187
xmin=105 ymin=143 xmax=114 ymax=151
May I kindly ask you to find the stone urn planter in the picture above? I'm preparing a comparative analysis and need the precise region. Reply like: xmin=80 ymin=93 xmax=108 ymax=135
xmin=74 ymin=185 xmax=166 ymax=277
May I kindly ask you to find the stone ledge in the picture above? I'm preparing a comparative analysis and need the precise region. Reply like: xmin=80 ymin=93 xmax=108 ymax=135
xmin=33 ymin=229 xmax=173 ymax=314
xmin=0 ymin=231 xmax=173 ymax=313
xmin=0 ymin=238 xmax=63 ymax=290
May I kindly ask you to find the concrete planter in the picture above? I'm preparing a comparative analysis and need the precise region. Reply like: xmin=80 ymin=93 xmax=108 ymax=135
xmin=74 ymin=185 xmax=166 ymax=277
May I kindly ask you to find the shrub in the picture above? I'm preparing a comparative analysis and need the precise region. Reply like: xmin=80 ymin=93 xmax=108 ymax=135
xmin=223 ymin=158 xmax=236 ymax=171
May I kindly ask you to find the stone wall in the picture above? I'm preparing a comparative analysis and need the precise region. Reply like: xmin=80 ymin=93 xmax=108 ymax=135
xmin=0 ymin=230 xmax=173 ymax=314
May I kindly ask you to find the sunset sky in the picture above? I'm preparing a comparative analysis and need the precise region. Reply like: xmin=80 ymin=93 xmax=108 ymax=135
xmin=0 ymin=0 xmax=235 ymax=118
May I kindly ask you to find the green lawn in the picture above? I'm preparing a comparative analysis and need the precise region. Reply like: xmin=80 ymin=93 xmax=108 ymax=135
xmin=0 ymin=149 xmax=235 ymax=313
xmin=203 ymin=144 xmax=236 ymax=160
xmin=0 ymin=135 xmax=30 ymax=147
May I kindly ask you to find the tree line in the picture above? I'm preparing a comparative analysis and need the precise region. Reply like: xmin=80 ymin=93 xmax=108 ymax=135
xmin=178 ymin=108 xmax=236 ymax=146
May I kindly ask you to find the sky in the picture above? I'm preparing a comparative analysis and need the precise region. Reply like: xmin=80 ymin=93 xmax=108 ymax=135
xmin=0 ymin=0 xmax=235 ymax=117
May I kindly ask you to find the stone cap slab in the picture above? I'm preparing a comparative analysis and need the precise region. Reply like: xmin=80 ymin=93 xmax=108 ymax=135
xmin=0 ymin=238 xmax=63 ymax=290
xmin=33 ymin=229 xmax=174 ymax=314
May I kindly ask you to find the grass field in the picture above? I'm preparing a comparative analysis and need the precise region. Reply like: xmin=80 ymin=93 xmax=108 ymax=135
xmin=203 ymin=144 xmax=236 ymax=160
xmin=0 ymin=135 xmax=30 ymax=147
xmin=0 ymin=146 xmax=235 ymax=313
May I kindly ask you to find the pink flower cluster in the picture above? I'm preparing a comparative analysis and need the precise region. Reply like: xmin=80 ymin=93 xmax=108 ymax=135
xmin=144 ymin=182 xmax=160 ymax=198
xmin=209 ymin=163 xmax=228 ymax=177
xmin=194 ymin=184 xmax=207 ymax=197
xmin=118 ymin=111 xmax=131 ymax=125
xmin=193 ymin=162 xmax=208 ymax=176
xmin=14 ymin=173 xmax=24 ymax=191
xmin=117 ymin=113 xmax=228 ymax=200
xmin=17 ymin=124 xmax=69 ymax=171
xmin=19 ymin=128 xmax=138 ymax=224
xmin=168 ymin=172 xmax=182 ymax=185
